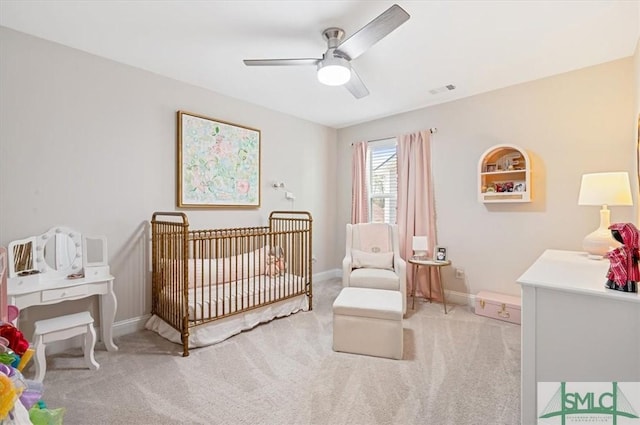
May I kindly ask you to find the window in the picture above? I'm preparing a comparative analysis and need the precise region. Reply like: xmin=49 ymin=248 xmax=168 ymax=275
xmin=367 ymin=139 xmax=397 ymax=224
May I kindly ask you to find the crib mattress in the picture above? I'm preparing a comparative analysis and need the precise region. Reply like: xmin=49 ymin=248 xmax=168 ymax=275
xmin=160 ymin=273 xmax=307 ymax=321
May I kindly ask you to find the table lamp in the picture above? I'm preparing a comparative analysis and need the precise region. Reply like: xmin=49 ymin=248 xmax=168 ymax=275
xmin=577 ymin=171 xmax=633 ymax=259
xmin=412 ymin=236 xmax=428 ymax=259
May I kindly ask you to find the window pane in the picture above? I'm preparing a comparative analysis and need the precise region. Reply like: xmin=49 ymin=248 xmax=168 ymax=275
xmin=370 ymin=197 xmax=397 ymax=223
xmin=368 ymin=139 xmax=397 ymax=224
xmin=370 ymin=148 xmax=396 ymax=195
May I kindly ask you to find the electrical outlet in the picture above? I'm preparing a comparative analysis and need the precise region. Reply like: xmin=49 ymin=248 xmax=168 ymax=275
xmin=285 ymin=191 xmax=295 ymax=200
xmin=312 ymin=255 xmax=317 ymax=263
xmin=455 ymin=268 xmax=465 ymax=279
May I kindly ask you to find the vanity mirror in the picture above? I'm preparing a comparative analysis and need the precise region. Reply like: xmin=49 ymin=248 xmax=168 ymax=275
xmin=44 ymin=233 xmax=78 ymax=271
xmin=83 ymin=236 xmax=108 ymax=267
xmin=38 ymin=227 xmax=83 ymax=278
xmin=8 ymin=237 xmax=37 ymax=277
xmin=82 ymin=235 xmax=109 ymax=278
xmin=8 ymin=227 xmax=83 ymax=279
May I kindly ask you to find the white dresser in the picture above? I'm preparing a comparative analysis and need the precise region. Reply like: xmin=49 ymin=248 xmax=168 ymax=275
xmin=517 ymin=249 xmax=640 ymax=425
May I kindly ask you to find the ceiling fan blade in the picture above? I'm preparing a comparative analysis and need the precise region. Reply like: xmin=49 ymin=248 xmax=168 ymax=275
xmin=243 ymin=58 xmax=320 ymax=66
xmin=336 ymin=4 xmax=410 ymax=60
xmin=344 ymin=67 xmax=369 ymax=99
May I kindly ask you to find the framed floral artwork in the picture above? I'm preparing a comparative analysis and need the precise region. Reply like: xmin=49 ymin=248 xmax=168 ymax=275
xmin=177 ymin=111 xmax=261 ymax=207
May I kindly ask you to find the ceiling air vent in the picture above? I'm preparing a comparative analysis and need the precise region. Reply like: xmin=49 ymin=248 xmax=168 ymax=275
xmin=429 ymin=84 xmax=456 ymax=95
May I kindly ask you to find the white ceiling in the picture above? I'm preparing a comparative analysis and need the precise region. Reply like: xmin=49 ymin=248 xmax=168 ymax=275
xmin=1 ymin=1 xmax=638 ymax=129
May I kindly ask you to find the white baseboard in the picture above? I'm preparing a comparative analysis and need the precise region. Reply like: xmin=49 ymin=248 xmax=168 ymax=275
xmin=409 ymin=290 xmax=475 ymax=310
xmin=320 ymin=269 xmax=476 ymax=309
xmin=111 ymin=314 xmax=151 ymax=337
xmin=313 ymin=269 xmax=341 ymax=282
xmin=445 ymin=289 xmax=475 ymax=308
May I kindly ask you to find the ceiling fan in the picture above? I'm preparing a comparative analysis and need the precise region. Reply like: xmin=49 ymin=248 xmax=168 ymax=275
xmin=243 ymin=4 xmax=410 ymax=99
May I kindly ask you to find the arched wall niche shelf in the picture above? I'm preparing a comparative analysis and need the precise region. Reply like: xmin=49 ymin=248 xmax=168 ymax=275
xmin=478 ymin=144 xmax=531 ymax=203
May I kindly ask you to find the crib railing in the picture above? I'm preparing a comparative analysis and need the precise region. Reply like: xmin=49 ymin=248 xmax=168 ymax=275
xmin=150 ymin=211 xmax=312 ymax=356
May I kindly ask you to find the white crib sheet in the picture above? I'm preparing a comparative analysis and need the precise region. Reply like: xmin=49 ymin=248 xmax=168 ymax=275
xmin=145 ymin=294 xmax=308 ymax=349
xmin=173 ymin=273 xmax=306 ymax=320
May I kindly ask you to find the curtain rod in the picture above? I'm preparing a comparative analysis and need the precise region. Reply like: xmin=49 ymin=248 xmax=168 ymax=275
xmin=351 ymin=128 xmax=438 ymax=145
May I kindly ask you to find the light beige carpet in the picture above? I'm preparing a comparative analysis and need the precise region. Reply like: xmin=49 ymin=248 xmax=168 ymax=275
xmin=37 ymin=278 xmax=520 ymax=425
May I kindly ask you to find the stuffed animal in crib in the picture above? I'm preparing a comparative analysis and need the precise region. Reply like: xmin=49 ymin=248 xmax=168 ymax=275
xmin=266 ymin=247 xmax=286 ymax=277
xmin=266 ymin=255 xmax=278 ymax=277
xmin=604 ymin=222 xmax=639 ymax=293
xmin=275 ymin=256 xmax=286 ymax=275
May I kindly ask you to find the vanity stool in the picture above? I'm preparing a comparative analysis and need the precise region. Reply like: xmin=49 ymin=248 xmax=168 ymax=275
xmin=32 ymin=311 xmax=99 ymax=382
xmin=332 ymin=287 xmax=403 ymax=360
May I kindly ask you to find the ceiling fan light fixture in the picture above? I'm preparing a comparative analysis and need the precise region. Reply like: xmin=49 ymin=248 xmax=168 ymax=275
xmin=244 ymin=4 xmax=410 ymax=98
xmin=317 ymin=56 xmax=351 ymax=86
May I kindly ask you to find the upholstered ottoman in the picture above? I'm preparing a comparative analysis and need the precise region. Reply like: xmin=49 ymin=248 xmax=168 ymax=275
xmin=332 ymin=287 xmax=403 ymax=360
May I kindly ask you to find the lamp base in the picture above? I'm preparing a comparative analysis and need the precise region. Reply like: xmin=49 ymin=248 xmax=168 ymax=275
xmin=582 ymin=228 xmax=618 ymax=259
xmin=581 ymin=206 xmax=621 ymax=259
xmin=413 ymin=250 xmax=428 ymax=259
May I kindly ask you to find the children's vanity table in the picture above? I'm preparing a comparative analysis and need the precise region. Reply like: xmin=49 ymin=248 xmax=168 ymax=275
xmin=6 ymin=226 xmax=118 ymax=353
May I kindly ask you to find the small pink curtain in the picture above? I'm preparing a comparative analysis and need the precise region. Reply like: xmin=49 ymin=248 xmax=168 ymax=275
xmin=397 ymin=130 xmax=441 ymax=301
xmin=351 ymin=141 xmax=369 ymax=224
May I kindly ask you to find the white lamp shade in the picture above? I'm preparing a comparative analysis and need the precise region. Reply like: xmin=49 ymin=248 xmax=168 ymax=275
xmin=317 ymin=56 xmax=351 ymax=86
xmin=412 ymin=236 xmax=428 ymax=252
xmin=577 ymin=171 xmax=634 ymax=258
xmin=578 ymin=172 xmax=633 ymax=206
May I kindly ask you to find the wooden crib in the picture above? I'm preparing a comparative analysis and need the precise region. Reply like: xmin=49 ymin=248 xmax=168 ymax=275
xmin=148 ymin=211 xmax=313 ymax=356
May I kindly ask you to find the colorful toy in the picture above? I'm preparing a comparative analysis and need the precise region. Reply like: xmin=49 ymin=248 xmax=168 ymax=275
xmin=0 ymin=352 xmax=18 ymax=367
xmin=0 ymin=324 xmax=29 ymax=357
xmin=0 ymin=373 xmax=18 ymax=420
xmin=16 ymin=349 xmax=34 ymax=373
xmin=0 ymin=304 xmax=51 ymax=424
xmin=29 ymin=400 xmax=65 ymax=425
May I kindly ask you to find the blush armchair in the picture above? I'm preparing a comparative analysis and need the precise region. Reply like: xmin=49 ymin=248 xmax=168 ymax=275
xmin=342 ymin=223 xmax=407 ymax=315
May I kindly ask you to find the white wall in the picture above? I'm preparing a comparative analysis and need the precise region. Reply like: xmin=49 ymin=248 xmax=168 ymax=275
xmin=0 ymin=27 xmax=337 ymax=333
xmin=337 ymin=58 xmax=635 ymax=298
xmin=635 ymin=32 xmax=640 ymax=226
